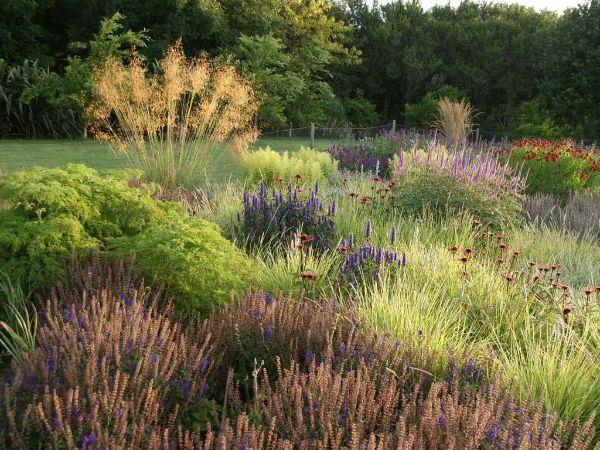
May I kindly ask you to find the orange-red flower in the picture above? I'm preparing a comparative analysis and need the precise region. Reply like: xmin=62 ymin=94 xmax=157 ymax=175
xmin=300 ymin=272 xmax=318 ymax=280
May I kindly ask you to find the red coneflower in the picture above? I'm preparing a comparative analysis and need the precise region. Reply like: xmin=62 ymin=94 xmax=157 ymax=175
xmin=349 ymin=192 xmax=359 ymax=197
xmin=512 ymin=250 xmax=521 ymax=258
xmin=459 ymin=256 xmax=469 ymax=264
xmin=496 ymin=259 xmax=505 ymax=265
xmin=274 ymin=176 xmax=284 ymax=182
xmin=472 ymin=220 xmax=482 ymax=226
xmin=300 ymin=234 xmax=315 ymax=243
xmin=448 ymin=246 xmax=459 ymax=253
xmin=462 ymin=248 xmax=476 ymax=256
xmin=498 ymin=243 xmax=507 ymax=251
xmin=371 ymin=177 xmax=381 ymax=183
xmin=300 ymin=272 xmax=318 ymax=280
xmin=337 ymin=245 xmax=350 ymax=252
xmin=294 ymin=173 xmax=304 ymax=180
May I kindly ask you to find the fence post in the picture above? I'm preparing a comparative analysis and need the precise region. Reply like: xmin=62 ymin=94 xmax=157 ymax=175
xmin=289 ymin=123 xmax=292 ymax=138
xmin=310 ymin=123 xmax=315 ymax=148
xmin=474 ymin=128 xmax=480 ymax=144
xmin=392 ymin=119 xmax=396 ymax=133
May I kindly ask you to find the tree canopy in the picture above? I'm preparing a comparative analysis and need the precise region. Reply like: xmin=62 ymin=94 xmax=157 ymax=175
xmin=0 ymin=0 xmax=598 ymax=138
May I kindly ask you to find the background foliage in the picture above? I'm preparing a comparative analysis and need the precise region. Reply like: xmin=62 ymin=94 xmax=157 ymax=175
xmin=1 ymin=0 xmax=599 ymax=138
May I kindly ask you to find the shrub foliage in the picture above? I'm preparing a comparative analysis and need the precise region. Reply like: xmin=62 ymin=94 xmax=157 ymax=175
xmin=0 ymin=164 xmax=253 ymax=314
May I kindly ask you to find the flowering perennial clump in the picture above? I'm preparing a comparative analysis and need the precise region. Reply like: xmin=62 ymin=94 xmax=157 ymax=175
xmin=499 ymin=139 xmax=600 ymax=198
xmin=236 ymin=181 xmax=335 ymax=251
xmin=327 ymin=142 xmax=394 ymax=175
xmin=0 ymin=260 xmax=214 ymax=449
xmin=392 ymin=138 xmax=526 ymax=197
xmin=338 ymin=225 xmax=406 ymax=285
xmin=0 ymin=260 xmax=597 ymax=449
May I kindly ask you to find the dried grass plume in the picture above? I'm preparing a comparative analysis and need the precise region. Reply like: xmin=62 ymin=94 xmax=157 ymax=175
xmin=435 ymin=97 xmax=475 ymax=144
xmin=91 ymin=42 xmax=258 ymax=188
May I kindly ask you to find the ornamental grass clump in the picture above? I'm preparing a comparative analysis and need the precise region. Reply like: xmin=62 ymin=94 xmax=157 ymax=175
xmin=236 ymin=181 xmax=335 ymax=251
xmin=92 ymin=42 xmax=258 ymax=189
xmin=0 ymin=264 xmax=215 ymax=449
xmin=241 ymin=146 xmax=338 ymax=186
xmin=523 ymin=192 xmax=600 ymax=237
xmin=435 ymin=97 xmax=475 ymax=144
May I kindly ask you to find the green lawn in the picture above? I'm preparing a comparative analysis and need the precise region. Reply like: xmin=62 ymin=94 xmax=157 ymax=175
xmin=0 ymin=137 xmax=333 ymax=182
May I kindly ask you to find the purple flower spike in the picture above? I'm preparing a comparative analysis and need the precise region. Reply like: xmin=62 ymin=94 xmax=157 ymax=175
xmin=390 ymin=226 xmax=397 ymax=245
xmin=198 ymin=358 xmax=209 ymax=373
xmin=365 ymin=220 xmax=372 ymax=239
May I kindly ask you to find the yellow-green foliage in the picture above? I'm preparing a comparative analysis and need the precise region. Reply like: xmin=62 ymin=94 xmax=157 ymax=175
xmin=0 ymin=164 xmax=254 ymax=314
xmin=109 ymin=217 xmax=255 ymax=316
xmin=241 ymin=146 xmax=337 ymax=185
xmin=0 ymin=164 xmax=170 ymax=287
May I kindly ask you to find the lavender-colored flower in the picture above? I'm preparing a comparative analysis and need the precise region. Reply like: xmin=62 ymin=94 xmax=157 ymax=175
xmin=198 ymin=358 xmax=209 ymax=373
xmin=365 ymin=220 xmax=372 ymax=239
xmin=438 ymin=413 xmax=446 ymax=428
xmin=305 ymin=350 xmax=314 ymax=362
xmin=486 ymin=423 xmax=502 ymax=443
xmin=82 ymin=434 xmax=96 ymax=447
xmin=390 ymin=226 xmax=397 ymax=245
xmin=264 ymin=293 xmax=274 ymax=306
xmin=263 ymin=325 xmax=273 ymax=340
xmin=237 ymin=182 xmax=335 ymax=251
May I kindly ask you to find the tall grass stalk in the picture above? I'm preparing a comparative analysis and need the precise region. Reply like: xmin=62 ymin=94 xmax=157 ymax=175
xmin=435 ymin=97 xmax=474 ymax=144
xmin=0 ymin=273 xmax=36 ymax=365
xmin=353 ymin=236 xmax=600 ymax=429
xmin=92 ymin=43 xmax=258 ymax=188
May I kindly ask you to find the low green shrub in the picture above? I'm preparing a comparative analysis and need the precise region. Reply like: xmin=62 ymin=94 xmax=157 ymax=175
xmin=391 ymin=169 xmax=522 ymax=229
xmin=0 ymin=164 xmax=171 ymax=288
xmin=241 ymin=146 xmax=337 ymax=185
xmin=109 ymin=217 xmax=255 ymax=316
xmin=0 ymin=164 xmax=254 ymax=315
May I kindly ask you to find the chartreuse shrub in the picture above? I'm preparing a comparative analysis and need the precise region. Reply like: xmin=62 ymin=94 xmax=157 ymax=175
xmin=0 ymin=164 xmax=254 ymax=314
xmin=0 ymin=164 xmax=169 ymax=288
xmin=109 ymin=218 xmax=254 ymax=316
xmin=241 ymin=146 xmax=337 ymax=185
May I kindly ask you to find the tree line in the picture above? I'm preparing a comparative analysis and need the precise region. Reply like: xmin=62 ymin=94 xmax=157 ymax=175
xmin=0 ymin=0 xmax=598 ymax=139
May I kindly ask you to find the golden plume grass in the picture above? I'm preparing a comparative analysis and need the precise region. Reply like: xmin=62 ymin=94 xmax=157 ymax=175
xmin=435 ymin=97 xmax=475 ymax=144
xmin=91 ymin=43 xmax=258 ymax=188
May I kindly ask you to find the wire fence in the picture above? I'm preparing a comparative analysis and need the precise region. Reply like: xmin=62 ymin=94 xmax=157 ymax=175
xmin=258 ymin=121 xmax=598 ymax=150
